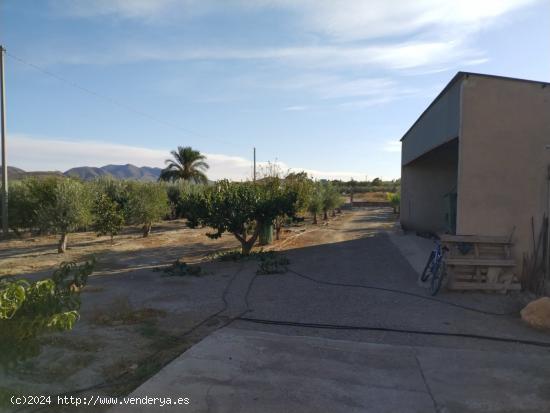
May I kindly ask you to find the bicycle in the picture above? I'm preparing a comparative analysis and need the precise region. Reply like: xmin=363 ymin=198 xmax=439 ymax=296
xmin=421 ymin=240 xmax=448 ymax=296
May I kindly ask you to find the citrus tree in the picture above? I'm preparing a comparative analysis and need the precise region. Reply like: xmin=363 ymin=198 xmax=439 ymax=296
xmin=92 ymin=193 xmax=125 ymax=244
xmin=183 ymin=180 xmax=297 ymax=254
xmin=91 ymin=179 xmax=127 ymax=243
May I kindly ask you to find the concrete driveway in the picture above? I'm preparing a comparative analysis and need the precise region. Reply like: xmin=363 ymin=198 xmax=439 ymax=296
xmin=114 ymin=208 xmax=550 ymax=412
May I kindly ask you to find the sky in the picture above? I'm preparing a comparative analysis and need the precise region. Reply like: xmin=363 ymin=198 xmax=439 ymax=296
xmin=1 ymin=0 xmax=549 ymax=180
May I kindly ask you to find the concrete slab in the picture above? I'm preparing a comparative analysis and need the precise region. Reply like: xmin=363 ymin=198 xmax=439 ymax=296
xmin=417 ymin=346 xmax=550 ymax=413
xmin=112 ymin=328 xmax=436 ymax=413
xmin=387 ymin=230 xmax=434 ymax=277
xmin=111 ymin=327 xmax=550 ymax=413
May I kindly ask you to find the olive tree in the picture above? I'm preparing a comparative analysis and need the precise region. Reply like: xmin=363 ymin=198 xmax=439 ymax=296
xmin=4 ymin=180 xmax=35 ymax=235
xmin=126 ymin=182 xmax=170 ymax=237
xmin=321 ymin=182 xmax=343 ymax=220
xmin=3 ymin=177 xmax=59 ymax=235
xmin=183 ymin=180 xmax=297 ymax=254
xmin=36 ymin=179 xmax=92 ymax=253
xmin=307 ymin=188 xmax=323 ymax=225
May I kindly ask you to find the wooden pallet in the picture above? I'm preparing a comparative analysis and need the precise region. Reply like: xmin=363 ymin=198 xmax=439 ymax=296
xmin=441 ymin=234 xmax=520 ymax=293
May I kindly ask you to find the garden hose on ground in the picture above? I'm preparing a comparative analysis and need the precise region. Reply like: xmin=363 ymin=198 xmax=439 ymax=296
xmin=22 ymin=260 xmax=543 ymax=412
xmin=235 ymin=317 xmax=550 ymax=349
xmin=287 ymin=268 xmax=517 ymax=316
xmin=25 ymin=262 xmax=249 ymax=413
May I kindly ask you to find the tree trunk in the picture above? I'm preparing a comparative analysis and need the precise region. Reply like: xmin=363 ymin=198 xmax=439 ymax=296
xmin=58 ymin=233 xmax=68 ymax=253
xmin=332 ymin=209 xmax=336 ymax=217
xmin=276 ymin=226 xmax=281 ymax=240
xmin=143 ymin=223 xmax=152 ymax=238
xmin=238 ymin=227 xmax=261 ymax=255
xmin=323 ymin=209 xmax=328 ymax=220
xmin=313 ymin=213 xmax=318 ymax=224
xmin=110 ymin=234 xmax=114 ymax=245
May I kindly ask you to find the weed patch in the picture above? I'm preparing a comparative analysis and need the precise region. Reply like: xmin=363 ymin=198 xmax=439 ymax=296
xmin=90 ymin=296 xmax=166 ymax=326
xmin=257 ymin=252 xmax=290 ymax=275
xmin=155 ymin=259 xmax=206 ymax=277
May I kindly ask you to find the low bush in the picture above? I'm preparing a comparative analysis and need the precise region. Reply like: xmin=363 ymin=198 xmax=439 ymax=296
xmin=0 ymin=259 xmax=95 ymax=366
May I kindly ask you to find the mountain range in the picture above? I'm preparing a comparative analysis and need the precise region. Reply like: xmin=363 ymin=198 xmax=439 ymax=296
xmin=1 ymin=164 xmax=163 ymax=182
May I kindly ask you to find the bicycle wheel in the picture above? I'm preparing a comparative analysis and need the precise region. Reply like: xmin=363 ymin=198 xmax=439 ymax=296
xmin=421 ymin=251 xmax=435 ymax=282
xmin=430 ymin=260 xmax=445 ymax=296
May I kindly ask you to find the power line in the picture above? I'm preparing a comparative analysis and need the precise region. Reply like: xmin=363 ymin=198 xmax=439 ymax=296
xmin=5 ymin=49 xmax=239 ymax=148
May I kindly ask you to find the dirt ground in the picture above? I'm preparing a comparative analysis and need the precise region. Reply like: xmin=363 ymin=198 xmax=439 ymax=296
xmin=345 ymin=191 xmax=392 ymax=203
xmin=0 ymin=209 xmax=396 ymax=412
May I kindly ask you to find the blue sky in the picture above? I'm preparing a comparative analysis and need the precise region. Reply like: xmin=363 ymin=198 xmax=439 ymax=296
xmin=1 ymin=0 xmax=549 ymax=180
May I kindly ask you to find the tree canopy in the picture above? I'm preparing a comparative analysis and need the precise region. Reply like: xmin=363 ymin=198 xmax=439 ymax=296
xmin=182 ymin=180 xmax=297 ymax=254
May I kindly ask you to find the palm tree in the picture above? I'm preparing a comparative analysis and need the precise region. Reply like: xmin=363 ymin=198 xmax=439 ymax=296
xmin=159 ymin=146 xmax=209 ymax=184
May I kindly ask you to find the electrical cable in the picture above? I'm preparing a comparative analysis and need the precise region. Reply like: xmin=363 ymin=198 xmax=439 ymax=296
xmin=25 ymin=262 xmax=248 ymax=413
xmin=236 ymin=317 xmax=550 ymax=348
xmin=287 ymin=268 xmax=517 ymax=316
xmin=4 ymin=50 xmax=239 ymax=149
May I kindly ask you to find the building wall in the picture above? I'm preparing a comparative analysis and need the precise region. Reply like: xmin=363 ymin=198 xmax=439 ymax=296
xmin=401 ymin=139 xmax=458 ymax=233
xmin=457 ymin=76 xmax=550 ymax=265
xmin=401 ymin=80 xmax=461 ymax=165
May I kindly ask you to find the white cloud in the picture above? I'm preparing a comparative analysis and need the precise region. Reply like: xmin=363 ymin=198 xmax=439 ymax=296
xmin=8 ymin=134 xmax=370 ymax=180
xmin=258 ymin=0 xmax=539 ymax=41
xmin=52 ymin=0 xmax=192 ymax=20
xmin=54 ymin=0 xmax=538 ymax=40
xmin=46 ymin=0 xmax=539 ymax=73
xmin=50 ymin=41 xmax=486 ymax=73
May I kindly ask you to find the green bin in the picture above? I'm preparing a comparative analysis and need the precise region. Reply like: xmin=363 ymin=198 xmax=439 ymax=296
xmin=259 ymin=222 xmax=274 ymax=245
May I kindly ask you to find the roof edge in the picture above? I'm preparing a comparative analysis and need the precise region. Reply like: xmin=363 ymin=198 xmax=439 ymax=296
xmin=400 ymin=71 xmax=550 ymax=142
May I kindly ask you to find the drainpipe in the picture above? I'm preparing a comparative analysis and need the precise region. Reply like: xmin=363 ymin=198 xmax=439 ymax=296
xmin=546 ymin=164 xmax=550 ymax=285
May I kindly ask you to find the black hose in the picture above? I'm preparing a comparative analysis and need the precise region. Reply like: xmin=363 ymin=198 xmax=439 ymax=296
xmin=24 ymin=263 xmax=248 ymax=413
xmin=237 ymin=317 xmax=550 ymax=349
xmin=288 ymin=268 xmax=517 ymax=317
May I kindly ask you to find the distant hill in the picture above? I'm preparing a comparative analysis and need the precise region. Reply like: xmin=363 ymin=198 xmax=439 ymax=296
xmin=65 ymin=164 xmax=162 ymax=181
xmin=1 ymin=166 xmax=63 ymax=181
xmin=64 ymin=166 xmax=111 ymax=180
xmin=2 ymin=164 xmax=163 ymax=182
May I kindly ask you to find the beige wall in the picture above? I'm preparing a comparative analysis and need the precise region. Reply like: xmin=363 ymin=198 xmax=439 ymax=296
xmin=458 ymin=76 xmax=550 ymax=267
xmin=401 ymin=139 xmax=458 ymax=233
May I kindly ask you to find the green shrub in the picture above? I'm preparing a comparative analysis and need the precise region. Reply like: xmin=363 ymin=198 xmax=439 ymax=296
xmin=158 ymin=259 xmax=205 ymax=277
xmin=387 ymin=192 xmax=401 ymax=213
xmin=256 ymin=252 xmax=290 ymax=275
xmin=0 ymin=259 xmax=95 ymax=366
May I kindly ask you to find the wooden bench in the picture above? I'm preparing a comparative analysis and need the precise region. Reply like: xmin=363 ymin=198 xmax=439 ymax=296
xmin=441 ymin=234 xmax=520 ymax=293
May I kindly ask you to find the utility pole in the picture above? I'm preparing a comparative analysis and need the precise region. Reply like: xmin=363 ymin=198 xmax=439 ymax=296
xmin=0 ymin=45 xmax=8 ymax=237
xmin=253 ymin=147 xmax=256 ymax=182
